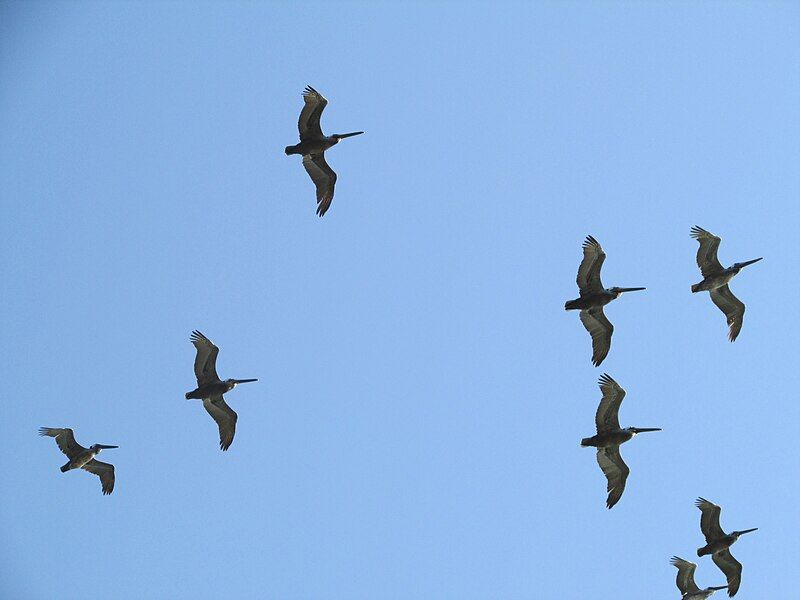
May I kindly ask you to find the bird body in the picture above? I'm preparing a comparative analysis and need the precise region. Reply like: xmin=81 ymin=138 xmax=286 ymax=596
xmin=671 ymin=556 xmax=728 ymax=599
xmin=186 ymin=330 xmax=257 ymax=451
xmin=39 ymin=427 xmax=117 ymax=495
xmin=690 ymin=226 xmax=761 ymax=341
xmin=580 ymin=374 xmax=660 ymax=508
xmin=565 ymin=236 xmax=645 ymax=366
xmin=695 ymin=497 xmax=757 ymax=596
xmin=285 ymin=86 xmax=363 ymax=216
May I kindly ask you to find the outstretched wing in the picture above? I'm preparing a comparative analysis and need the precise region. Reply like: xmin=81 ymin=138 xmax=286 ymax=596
xmin=595 ymin=373 xmax=626 ymax=433
xmin=203 ymin=395 xmax=238 ymax=451
xmin=596 ymin=446 xmax=629 ymax=509
xmin=709 ymin=285 xmax=746 ymax=342
xmin=82 ymin=459 xmax=115 ymax=495
xmin=712 ymin=549 xmax=742 ymax=597
xmin=696 ymin=497 xmax=726 ymax=542
xmin=576 ymin=236 xmax=606 ymax=295
xmin=670 ymin=556 xmax=701 ymax=595
xmin=579 ymin=308 xmax=613 ymax=367
xmin=691 ymin=226 xmax=723 ymax=277
xmin=298 ymin=86 xmax=328 ymax=141
xmin=190 ymin=330 xmax=220 ymax=386
xmin=38 ymin=427 xmax=86 ymax=459
xmin=303 ymin=153 xmax=337 ymax=217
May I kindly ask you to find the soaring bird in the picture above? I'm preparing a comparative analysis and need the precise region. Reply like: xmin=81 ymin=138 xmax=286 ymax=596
xmin=690 ymin=226 xmax=762 ymax=342
xmin=670 ymin=556 xmax=728 ymax=599
xmin=39 ymin=427 xmax=117 ymax=495
xmin=285 ymin=86 xmax=364 ymax=217
xmin=695 ymin=497 xmax=757 ymax=597
xmin=580 ymin=374 xmax=660 ymax=508
xmin=565 ymin=236 xmax=645 ymax=366
xmin=186 ymin=330 xmax=258 ymax=451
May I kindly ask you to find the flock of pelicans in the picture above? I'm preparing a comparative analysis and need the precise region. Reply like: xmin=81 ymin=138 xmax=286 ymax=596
xmin=38 ymin=87 xmax=763 ymax=598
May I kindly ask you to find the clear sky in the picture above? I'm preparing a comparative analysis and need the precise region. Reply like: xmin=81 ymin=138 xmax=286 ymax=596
xmin=1 ymin=2 xmax=798 ymax=598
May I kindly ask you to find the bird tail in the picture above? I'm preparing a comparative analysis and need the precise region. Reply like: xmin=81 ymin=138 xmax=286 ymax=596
xmin=285 ymin=145 xmax=300 ymax=156
xmin=691 ymin=283 xmax=701 ymax=293
xmin=565 ymin=299 xmax=580 ymax=310
xmin=60 ymin=463 xmax=70 ymax=473
xmin=580 ymin=436 xmax=595 ymax=447
xmin=697 ymin=546 xmax=711 ymax=557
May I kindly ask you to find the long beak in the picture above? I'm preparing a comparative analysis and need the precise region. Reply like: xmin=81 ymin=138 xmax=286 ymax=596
xmin=619 ymin=287 xmax=646 ymax=293
xmin=336 ymin=131 xmax=364 ymax=139
xmin=632 ymin=427 xmax=661 ymax=433
xmin=739 ymin=257 xmax=763 ymax=268
xmin=738 ymin=527 xmax=758 ymax=535
xmin=709 ymin=586 xmax=729 ymax=591
xmin=96 ymin=444 xmax=119 ymax=449
xmin=232 ymin=378 xmax=258 ymax=384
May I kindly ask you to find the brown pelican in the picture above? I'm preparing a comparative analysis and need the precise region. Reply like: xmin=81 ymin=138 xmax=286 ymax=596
xmin=580 ymin=374 xmax=660 ymax=508
xmin=285 ymin=86 xmax=363 ymax=217
xmin=565 ymin=236 xmax=645 ymax=366
xmin=186 ymin=330 xmax=258 ymax=451
xmin=671 ymin=556 xmax=728 ymax=599
xmin=39 ymin=427 xmax=117 ymax=495
xmin=695 ymin=497 xmax=757 ymax=597
xmin=690 ymin=226 xmax=762 ymax=342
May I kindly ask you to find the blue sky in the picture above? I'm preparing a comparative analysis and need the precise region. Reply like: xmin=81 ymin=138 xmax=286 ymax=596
xmin=1 ymin=2 xmax=798 ymax=598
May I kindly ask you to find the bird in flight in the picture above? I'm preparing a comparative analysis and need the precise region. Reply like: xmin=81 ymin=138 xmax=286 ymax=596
xmin=39 ymin=427 xmax=118 ymax=495
xmin=670 ymin=556 xmax=728 ymax=599
xmin=285 ymin=86 xmax=364 ymax=216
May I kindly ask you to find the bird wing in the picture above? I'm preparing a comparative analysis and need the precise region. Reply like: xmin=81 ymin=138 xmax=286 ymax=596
xmin=670 ymin=556 xmax=701 ymax=595
xmin=712 ymin=549 xmax=741 ymax=597
xmin=203 ymin=395 xmax=238 ymax=451
xmin=709 ymin=285 xmax=746 ymax=342
xmin=576 ymin=236 xmax=606 ymax=295
xmin=298 ymin=85 xmax=328 ymax=141
xmin=596 ymin=446 xmax=629 ymax=509
xmin=594 ymin=373 xmax=626 ymax=433
xmin=303 ymin=153 xmax=337 ymax=217
xmin=190 ymin=330 xmax=220 ymax=386
xmin=82 ymin=459 xmax=115 ymax=495
xmin=691 ymin=226 xmax=724 ymax=277
xmin=38 ymin=427 xmax=86 ymax=459
xmin=696 ymin=497 xmax=726 ymax=542
xmin=579 ymin=308 xmax=614 ymax=367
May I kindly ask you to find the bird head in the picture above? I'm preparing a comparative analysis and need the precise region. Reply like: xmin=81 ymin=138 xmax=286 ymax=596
xmin=705 ymin=586 xmax=729 ymax=594
xmin=225 ymin=378 xmax=258 ymax=390
xmin=733 ymin=257 xmax=762 ymax=271
xmin=628 ymin=427 xmax=661 ymax=436
xmin=609 ymin=286 xmax=646 ymax=298
xmin=732 ymin=527 xmax=758 ymax=538
xmin=333 ymin=131 xmax=364 ymax=141
xmin=90 ymin=444 xmax=119 ymax=453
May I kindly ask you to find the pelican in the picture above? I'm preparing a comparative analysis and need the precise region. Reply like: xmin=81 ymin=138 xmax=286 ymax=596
xmin=690 ymin=226 xmax=762 ymax=342
xmin=285 ymin=86 xmax=363 ymax=217
xmin=670 ymin=556 xmax=728 ymax=599
xmin=565 ymin=236 xmax=645 ymax=366
xmin=186 ymin=330 xmax=258 ymax=451
xmin=39 ymin=427 xmax=117 ymax=495
xmin=580 ymin=374 xmax=660 ymax=508
xmin=695 ymin=497 xmax=757 ymax=597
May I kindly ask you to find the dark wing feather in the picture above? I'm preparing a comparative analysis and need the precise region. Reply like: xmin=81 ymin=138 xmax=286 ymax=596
xmin=576 ymin=236 xmax=606 ymax=295
xmin=579 ymin=308 xmax=613 ymax=367
xmin=298 ymin=86 xmax=328 ymax=141
xmin=203 ymin=395 xmax=238 ymax=451
xmin=595 ymin=373 xmax=625 ymax=433
xmin=709 ymin=285 xmax=746 ymax=342
xmin=38 ymin=427 xmax=86 ymax=459
xmin=190 ymin=330 xmax=220 ymax=386
xmin=596 ymin=446 xmax=629 ymax=509
xmin=712 ymin=549 xmax=742 ymax=597
xmin=82 ymin=459 xmax=115 ymax=495
xmin=696 ymin=497 xmax=726 ymax=542
xmin=303 ymin=153 xmax=337 ymax=217
xmin=691 ymin=226 xmax=724 ymax=277
xmin=670 ymin=556 xmax=701 ymax=595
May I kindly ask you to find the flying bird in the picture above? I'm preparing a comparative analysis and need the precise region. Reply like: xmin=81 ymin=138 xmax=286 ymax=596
xmin=186 ymin=330 xmax=258 ymax=451
xmin=690 ymin=226 xmax=762 ymax=342
xmin=565 ymin=236 xmax=645 ymax=366
xmin=580 ymin=374 xmax=660 ymax=508
xmin=285 ymin=86 xmax=364 ymax=216
xmin=39 ymin=427 xmax=117 ymax=495
xmin=670 ymin=556 xmax=728 ymax=599
xmin=695 ymin=497 xmax=757 ymax=597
